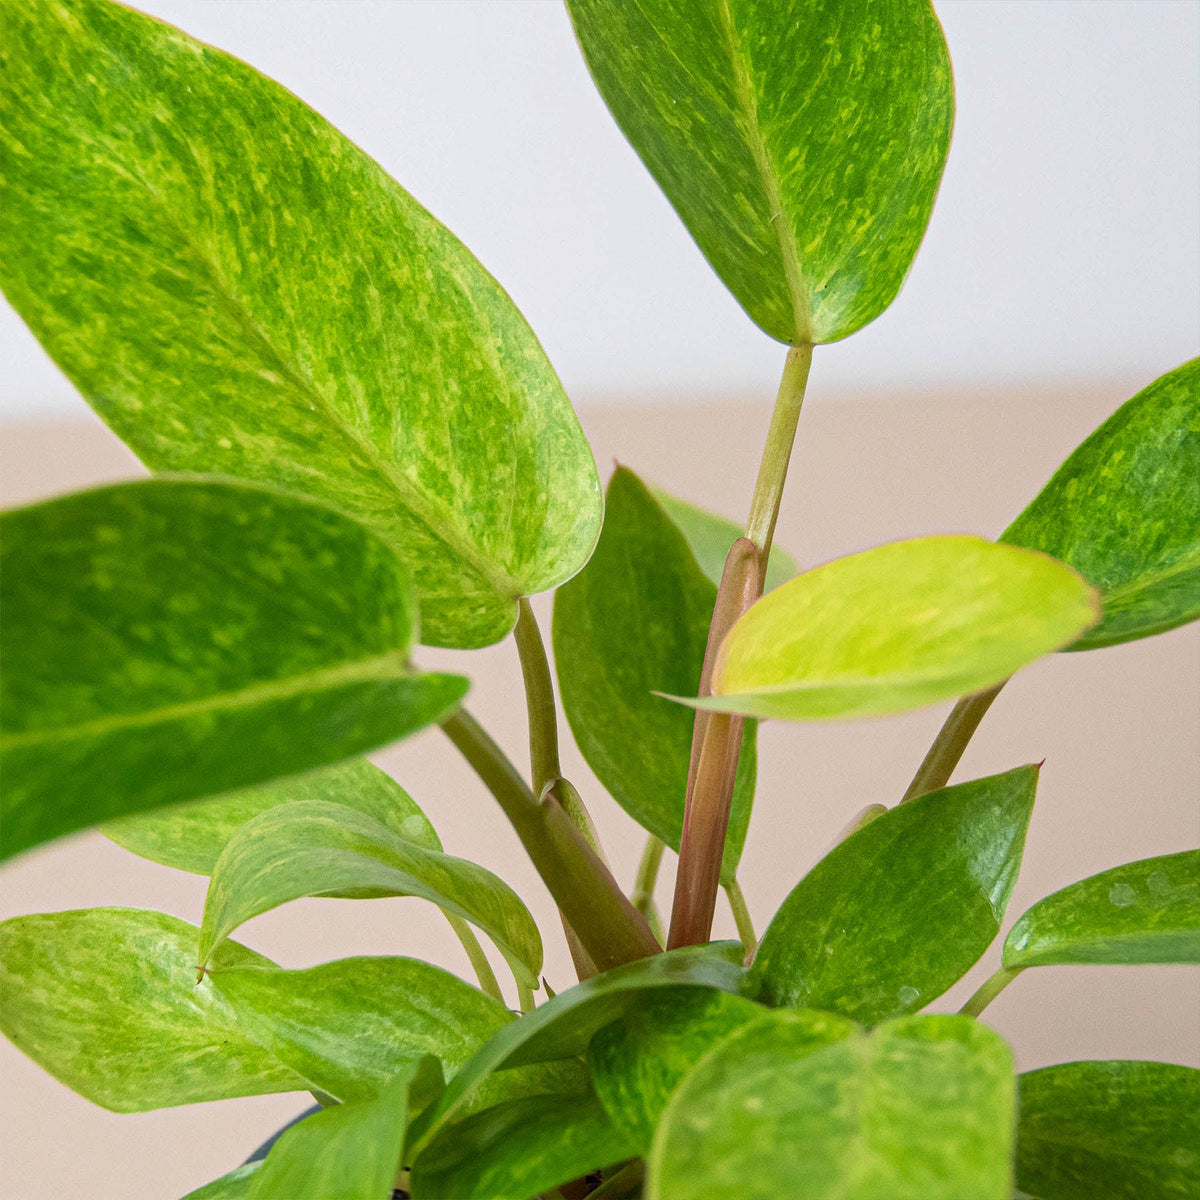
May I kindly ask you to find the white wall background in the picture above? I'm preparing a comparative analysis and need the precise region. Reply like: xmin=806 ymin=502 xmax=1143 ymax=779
xmin=2 ymin=0 xmax=1197 ymax=417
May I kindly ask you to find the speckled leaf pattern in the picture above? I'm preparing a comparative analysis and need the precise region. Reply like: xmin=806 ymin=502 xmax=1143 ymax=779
xmin=0 ymin=0 xmax=601 ymax=648
xmin=212 ymin=955 xmax=583 ymax=1108
xmin=553 ymin=468 xmax=756 ymax=880
xmin=410 ymin=1091 xmax=638 ymax=1200
xmin=406 ymin=942 xmax=747 ymax=1160
xmin=1003 ymin=850 xmax=1200 ymax=969
xmin=1016 ymin=1061 xmax=1200 ymax=1200
xmin=683 ymin=537 xmax=1098 ymax=720
xmin=751 ymin=766 xmax=1038 ymax=1021
xmin=647 ymin=1014 xmax=1015 ymax=1200
xmin=0 ymin=479 xmax=468 ymax=861
xmin=566 ymin=0 xmax=953 ymax=344
xmin=650 ymin=484 xmax=797 ymax=591
xmin=588 ymin=989 xmax=816 ymax=1153
xmin=0 ymin=908 xmax=308 ymax=1113
xmin=198 ymin=799 xmax=542 ymax=988
xmin=106 ymin=758 xmax=440 ymax=875
xmin=1002 ymin=359 xmax=1200 ymax=649
xmin=180 ymin=1163 xmax=259 ymax=1200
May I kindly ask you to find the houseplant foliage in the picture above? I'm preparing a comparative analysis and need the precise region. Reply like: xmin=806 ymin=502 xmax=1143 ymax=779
xmin=0 ymin=0 xmax=1196 ymax=1196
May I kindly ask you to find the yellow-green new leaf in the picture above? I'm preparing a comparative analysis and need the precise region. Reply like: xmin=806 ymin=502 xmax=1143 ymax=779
xmin=0 ymin=0 xmax=601 ymax=648
xmin=682 ymin=536 xmax=1098 ymax=721
xmin=0 ymin=480 xmax=467 ymax=862
xmin=0 ymin=908 xmax=308 ymax=1113
xmin=198 ymin=800 xmax=542 ymax=989
xmin=566 ymin=0 xmax=954 ymax=344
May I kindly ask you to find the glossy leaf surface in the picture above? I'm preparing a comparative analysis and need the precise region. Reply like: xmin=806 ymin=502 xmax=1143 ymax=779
xmin=180 ymin=1164 xmax=259 ymax=1200
xmin=1004 ymin=850 xmax=1200 ymax=969
xmin=0 ymin=480 xmax=467 ymax=861
xmin=0 ymin=908 xmax=306 ymax=1112
xmin=648 ymin=1014 xmax=1015 ymax=1200
xmin=0 ymin=0 xmax=601 ymax=648
xmin=410 ymin=1091 xmax=637 ymax=1200
xmin=106 ymin=758 xmax=439 ymax=875
xmin=686 ymin=537 xmax=1097 ymax=720
xmin=1016 ymin=1060 xmax=1200 ymax=1200
xmin=1002 ymin=359 xmax=1200 ymax=649
xmin=567 ymin=0 xmax=953 ymax=344
xmin=554 ymin=468 xmax=756 ymax=880
xmin=199 ymin=800 xmax=542 ymax=987
xmin=751 ymin=766 xmax=1038 ymax=1021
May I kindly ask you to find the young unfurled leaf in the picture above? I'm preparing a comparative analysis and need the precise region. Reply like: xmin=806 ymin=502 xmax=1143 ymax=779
xmin=106 ymin=758 xmax=440 ymax=876
xmin=409 ymin=1091 xmax=638 ymax=1200
xmin=0 ymin=908 xmax=307 ymax=1112
xmin=1003 ymin=850 xmax=1200 ymax=970
xmin=1016 ymin=1060 xmax=1200 ymax=1200
xmin=588 ymin=990 xmax=828 ymax=1153
xmin=647 ymin=1014 xmax=1014 ymax=1200
xmin=198 ymin=800 xmax=542 ymax=989
xmin=1002 ymin=359 xmax=1200 ymax=649
xmin=0 ymin=479 xmax=467 ymax=861
xmin=751 ymin=766 xmax=1038 ymax=1022
xmin=566 ymin=0 xmax=953 ymax=345
xmin=679 ymin=537 xmax=1097 ymax=721
xmin=406 ymin=943 xmax=748 ymax=1161
xmin=0 ymin=0 xmax=600 ymax=648
xmin=554 ymin=468 xmax=757 ymax=881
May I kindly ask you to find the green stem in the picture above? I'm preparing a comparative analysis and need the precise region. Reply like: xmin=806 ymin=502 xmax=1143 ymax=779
xmin=517 ymin=979 xmax=536 ymax=1014
xmin=440 ymin=708 xmax=660 ymax=971
xmin=901 ymin=681 xmax=1007 ymax=803
xmin=443 ymin=913 xmax=504 ymax=1004
xmin=631 ymin=835 xmax=666 ymax=945
xmin=514 ymin=598 xmax=562 ymax=793
xmin=960 ymin=965 xmax=1023 ymax=1019
xmin=724 ymin=877 xmax=757 ymax=956
xmin=588 ymin=1160 xmax=645 ymax=1198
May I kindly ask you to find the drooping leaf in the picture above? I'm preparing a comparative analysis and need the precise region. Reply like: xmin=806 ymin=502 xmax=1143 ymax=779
xmin=680 ymin=537 xmax=1097 ymax=720
xmin=647 ymin=1014 xmax=1015 ymax=1200
xmin=410 ymin=1091 xmax=638 ymax=1200
xmin=212 ymin=955 xmax=582 ymax=1107
xmin=566 ymin=0 xmax=954 ymax=344
xmin=588 ymin=989 xmax=825 ymax=1153
xmin=750 ymin=766 xmax=1038 ymax=1021
xmin=0 ymin=0 xmax=601 ymax=649
xmin=106 ymin=758 xmax=440 ymax=875
xmin=407 ymin=943 xmax=748 ymax=1160
xmin=554 ymin=467 xmax=756 ymax=880
xmin=180 ymin=1164 xmax=260 ymax=1200
xmin=198 ymin=800 xmax=542 ymax=989
xmin=1003 ymin=850 xmax=1200 ymax=970
xmin=1002 ymin=359 xmax=1200 ymax=649
xmin=0 ymin=908 xmax=307 ymax=1113
xmin=1016 ymin=1060 xmax=1200 ymax=1200
xmin=650 ymin=484 xmax=797 ymax=591
xmin=0 ymin=479 xmax=467 ymax=862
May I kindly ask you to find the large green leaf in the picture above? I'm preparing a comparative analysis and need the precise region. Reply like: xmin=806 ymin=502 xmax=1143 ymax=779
xmin=0 ymin=0 xmax=600 ymax=649
xmin=409 ymin=1091 xmax=637 ymax=1200
xmin=106 ymin=758 xmax=440 ymax=875
xmin=1016 ymin=1061 xmax=1200 ymax=1200
xmin=0 ymin=479 xmax=467 ymax=861
xmin=750 ymin=766 xmax=1038 ymax=1021
xmin=212 ymin=955 xmax=582 ymax=1108
xmin=0 ymin=908 xmax=307 ymax=1113
xmin=1003 ymin=850 xmax=1200 ymax=970
xmin=181 ymin=1164 xmax=260 ymax=1200
xmin=682 ymin=537 xmax=1097 ymax=720
xmin=1002 ymin=360 xmax=1200 ymax=649
xmin=589 ymin=990 xmax=832 ymax=1153
xmin=647 ymin=1014 xmax=1015 ymax=1200
xmin=554 ymin=468 xmax=756 ymax=879
xmin=406 ymin=942 xmax=748 ymax=1160
xmin=566 ymin=0 xmax=953 ymax=344
xmin=198 ymin=800 xmax=542 ymax=988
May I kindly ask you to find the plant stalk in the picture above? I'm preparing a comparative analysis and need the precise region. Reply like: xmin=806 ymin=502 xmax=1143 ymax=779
xmin=443 ymin=913 xmax=504 ymax=1004
xmin=959 ymin=965 xmax=1023 ymax=1018
xmin=441 ymin=708 xmax=660 ymax=972
xmin=724 ymin=877 xmax=757 ymax=956
xmin=901 ymin=681 xmax=1007 ymax=803
xmin=630 ymin=835 xmax=666 ymax=943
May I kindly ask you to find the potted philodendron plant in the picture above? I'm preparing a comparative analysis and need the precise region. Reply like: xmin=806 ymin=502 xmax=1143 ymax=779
xmin=0 ymin=1 xmax=1196 ymax=1197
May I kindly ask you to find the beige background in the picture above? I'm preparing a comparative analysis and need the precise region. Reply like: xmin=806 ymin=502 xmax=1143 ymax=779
xmin=2 ymin=385 xmax=1198 ymax=1199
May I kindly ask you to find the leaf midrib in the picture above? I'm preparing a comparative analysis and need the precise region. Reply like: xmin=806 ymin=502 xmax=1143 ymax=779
xmin=1096 ymin=549 xmax=1200 ymax=607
